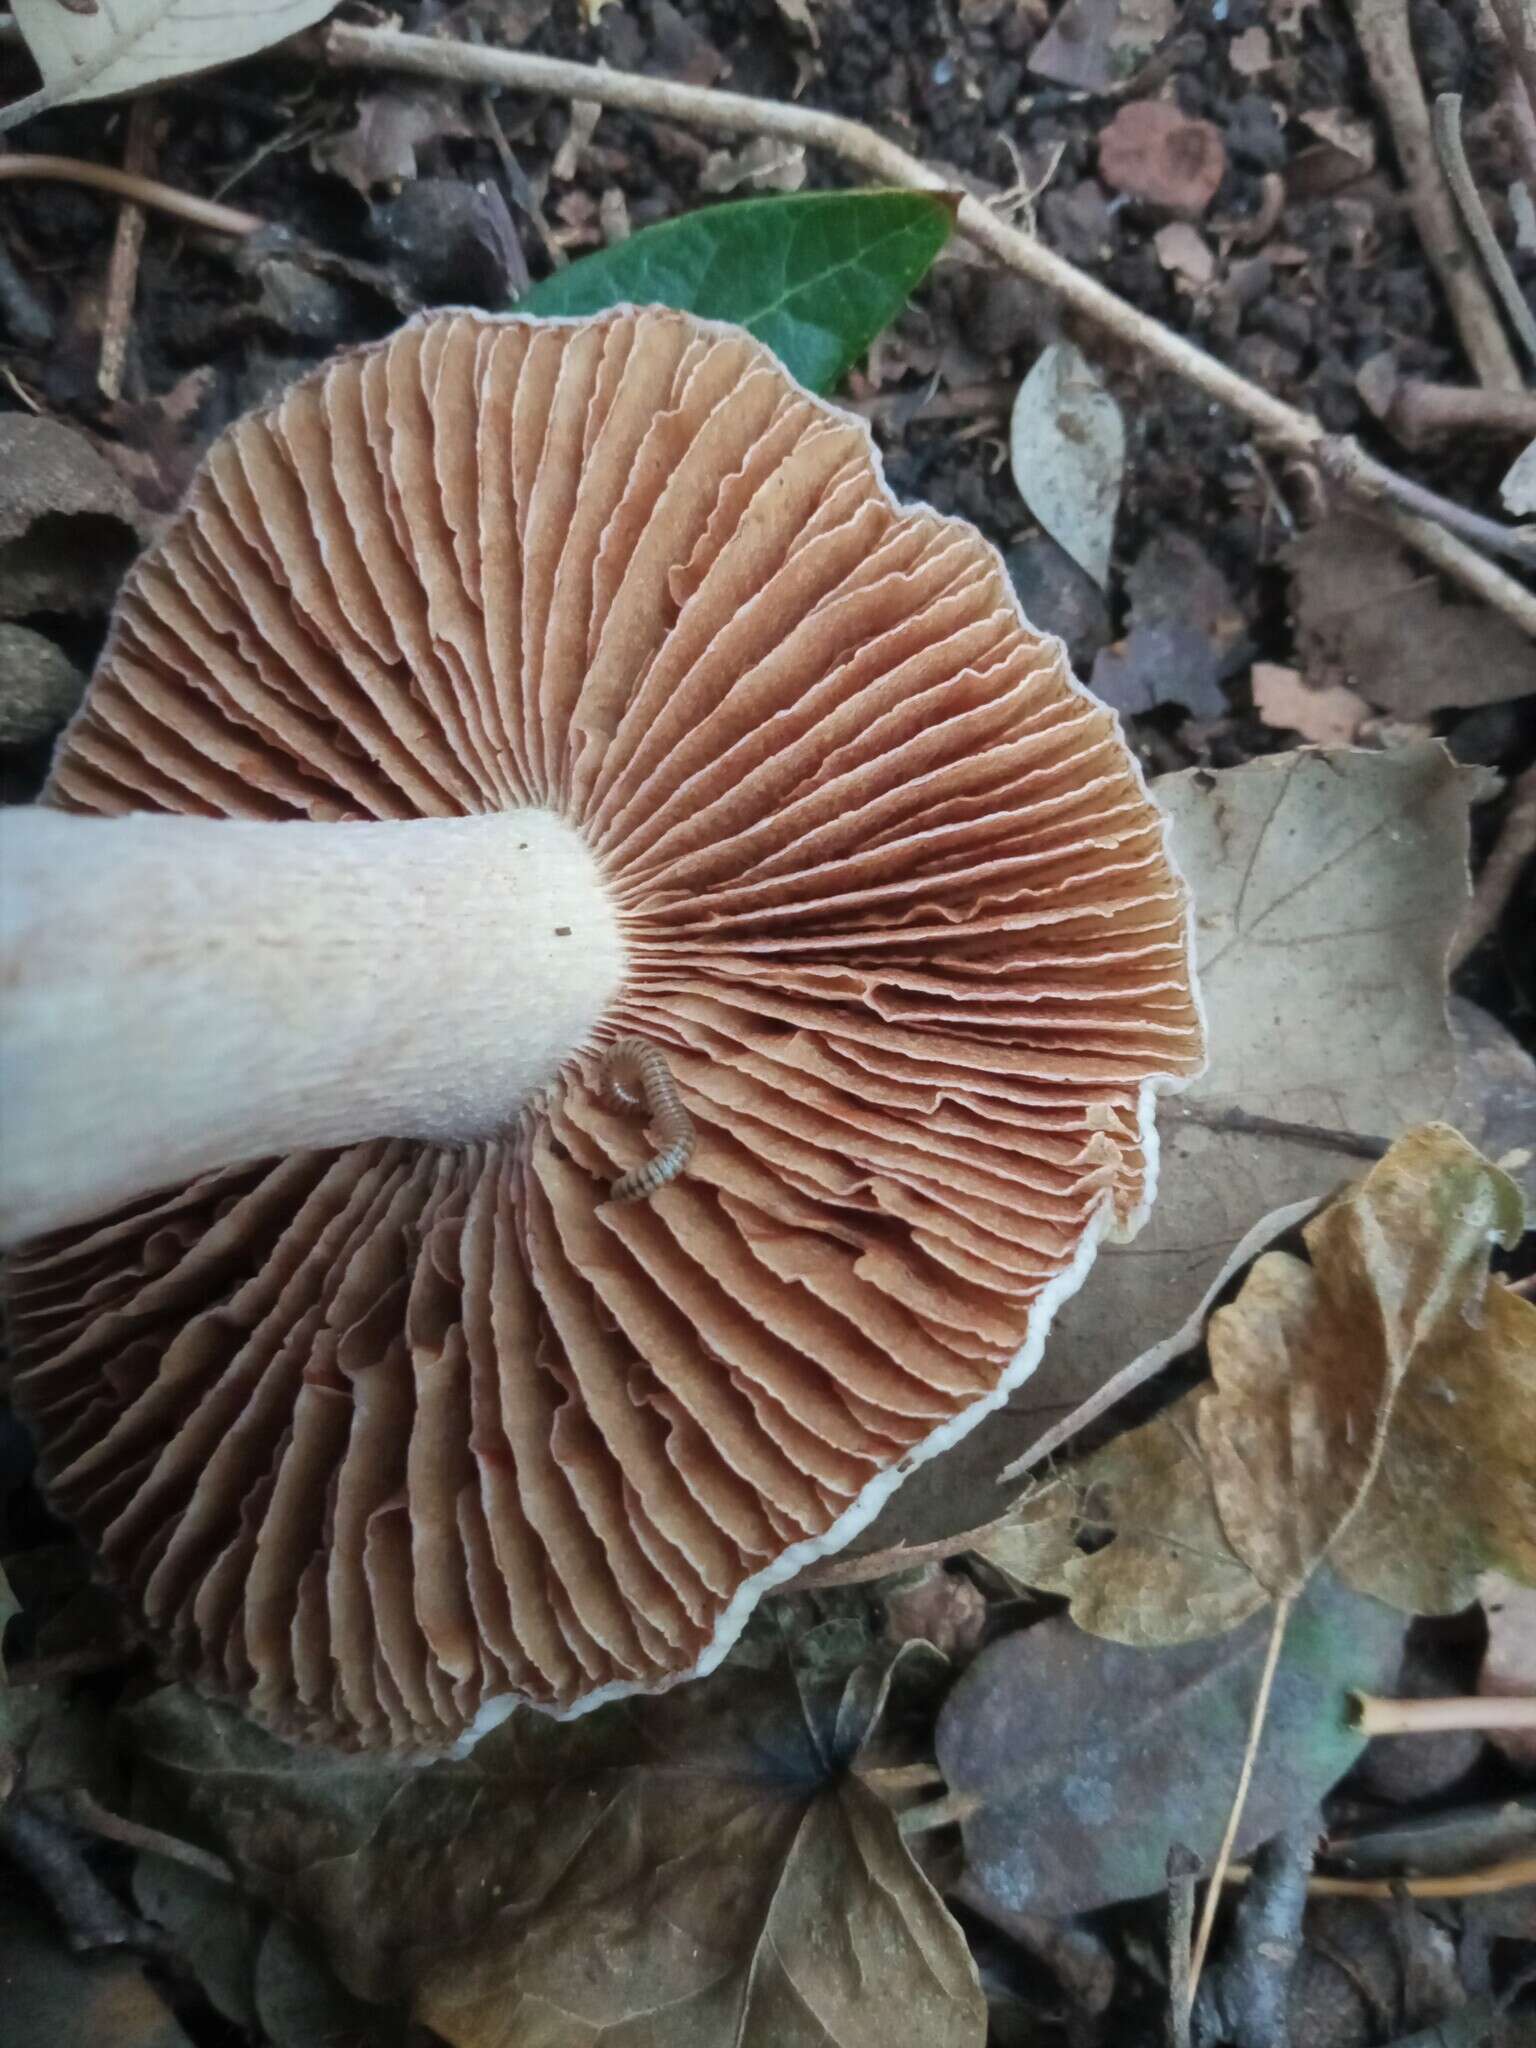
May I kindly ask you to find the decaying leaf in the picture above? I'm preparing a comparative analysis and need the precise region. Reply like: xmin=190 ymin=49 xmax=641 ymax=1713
xmin=1289 ymin=516 xmax=1536 ymax=715
xmin=1028 ymin=0 xmax=1177 ymax=94
xmin=0 ymin=0 xmax=341 ymax=130
xmin=977 ymin=1398 xmax=1267 ymax=1646
xmin=983 ymin=1127 xmax=1532 ymax=1647
xmin=1251 ymin=662 xmax=1366 ymax=746
xmin=1478 ymin=1573 xmax=1536 ymax=1769
xmin=936 ymin=1570 xmax=1404 ymax=1915
xmin=1097 ymin=101 xmax=1227 ymax=217
xmin=127 ymin=1621 xmax=984 ymax=2048
xmin=852 ymin=744 xmax=1486 ymax=1552
xmin=1199 ymin=1126 xmax=1523 ymax=1599
xmin=1330 ymin=1275 xmax=1536 ymax=1615
xmin=311 ymin=87 xmax=474 ymax=197
xmin=1009 ymin=342 xmax=1124 ymax=588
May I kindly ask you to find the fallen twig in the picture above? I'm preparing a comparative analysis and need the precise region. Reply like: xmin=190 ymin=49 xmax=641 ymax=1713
xmin=33 ymin=1787 xmax=234 ymax=1886
xmin=1345 ymin=0 xmax=1522 ymax=391
xmin=1366 ymin=369 xmax=1536 ymax=447
xmin=321 ymin=21 xmax=1536 ymax=643
xmin=1486 ymin=0 xmax=1536 ymax=135
xmin=1450 ymin=755 xmax=1536 ymax=968
xmin=0 ymin=154 xmax=262 ymax=237
xmin=1166 ymin=1846 xmax=1201 ymax=2048
xmin=1194 ymin=1829 xmax=1313 ymax=2048
xmin=1432 ymin=92 xmax=1536 ymax=371
xmin=1352 ymin=1690 xmax=1536 ymax=1736
xmin=1166 ymin=1104 xmax=1391 ymax=1160
xmin=1226 ymin=1853 xmax=1536 ymax=1899
xmin=1186 ymin=1596 xmax=1293 ymax=2018
xmin=793 ymin=1513 xmax=1019 ymax=1589
xmin=0 ymin=1796 xmax=156 ymax=1953
xmin=99 ymin=100 xmax=157 ymax=402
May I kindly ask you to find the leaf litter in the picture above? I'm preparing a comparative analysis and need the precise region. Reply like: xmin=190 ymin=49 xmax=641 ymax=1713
xmin=126 ymin=1616 xmax=985 ymax=2048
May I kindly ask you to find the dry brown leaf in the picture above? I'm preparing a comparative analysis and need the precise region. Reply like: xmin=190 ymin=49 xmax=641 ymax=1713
xmin=1029 ymin=0 xmax=1177 ymax=95
xmin=1331 ymin=1275 xmax=1536 ymax=1615
xmin=1199 ymin=1127 xmax=1523 ymax=1599
xmin=1250 ymin=662 xmax=1366 ymax=745
xmin=1230 ymin=25 xmax=1273 ymax=74
xmin=312 ymin=88 xmax=473 ymax=196
xmin=1098 ymin=101 xmax=1227 ymax=217
xmin=977 ymin=1397 xmax=1267 ymax=1645
xmin=1478 ymin=1572 xmax=1536 ymax=1768
xmin=981 ymin=1126 xmax=1531 ymax=1642
xmin=1154 ymin=222 xmax=1216 ymax=284
xmin=128 ymin=1625 xmax=986 ymax=2048
xmin=1289 ymin=516 xmax=1536 ymax=715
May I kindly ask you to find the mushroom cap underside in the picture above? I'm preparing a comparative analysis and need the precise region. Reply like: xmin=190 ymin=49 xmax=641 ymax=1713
xmin=4 ymin=306 xmax=1204 ymax=1750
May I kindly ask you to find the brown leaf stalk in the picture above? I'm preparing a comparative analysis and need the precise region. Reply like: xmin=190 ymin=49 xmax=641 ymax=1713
xmin=321 ymin=21 xmax=1536 ymax=643
xmin=1185 ymin=1594 xmax=1293 ymax=2018
xmin=0 ymin=154 xmax=263 ymax=237
xmin=1351 ymin=1689 xmax=1536 ymax=1735
xmin=1227 ymin=1853 xmax=1536 ymax=1898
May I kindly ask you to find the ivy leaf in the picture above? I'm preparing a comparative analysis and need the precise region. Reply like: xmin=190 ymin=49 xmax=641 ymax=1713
xmin=937 ymin=1570 xmax=1404 ymax=1915
xmin=127 ymin=1620 xmax=984 ymax=2048
xmin=521 ymin=190 xmax=957 ymax=393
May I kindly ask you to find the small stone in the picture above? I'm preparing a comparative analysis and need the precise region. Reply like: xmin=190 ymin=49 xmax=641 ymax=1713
xmin=1040 ymin=180 xmax=1117 ymax=268
xmin=1225 ymin=92 xmax=1289 ymax=171
xmin=0 ymin=623 xmax=86 ymax=747
xmin=969 ymin=273 xmax=1052 ymax=356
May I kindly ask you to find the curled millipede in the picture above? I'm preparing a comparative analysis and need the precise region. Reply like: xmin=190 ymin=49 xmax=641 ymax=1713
xmin=603 ymin=1036 xmax=696 ymax=1203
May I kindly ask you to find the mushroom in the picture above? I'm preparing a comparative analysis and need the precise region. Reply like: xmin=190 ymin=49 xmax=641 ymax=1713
xmin=0 ymin=308 xmax=1204 ymax=1751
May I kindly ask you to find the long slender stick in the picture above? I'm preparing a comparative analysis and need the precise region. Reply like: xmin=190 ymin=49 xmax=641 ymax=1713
xmin=1346 ymin=0 xmax=1522 ymax=390
xmin=1352 ymin=1690 xmax=1536 ymax=1735
xmin=0 ymin=154 xmax=262 ymax=236
xmin=1227 ymin=1853 xmax=1536 ymax=1899
xmin=321 ymin=21 xmax=1536 ymax=642
xmin=1432 ymin=92 xmax=1536 ymax=369
xmin=1186 ymin=1595 xmax=1293 ymax=2017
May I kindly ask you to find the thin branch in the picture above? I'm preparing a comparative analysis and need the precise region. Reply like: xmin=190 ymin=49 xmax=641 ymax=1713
xmin=1432 ymin=92 xmax=1536 ymax=370
xmin=1165 ymin=1103 xmax=1390 ymax=1159
xmin=0 ymin=154 xmax=262 ymax=237
xmin=33 ymin=1788 xmax=233 ymax=1887
xmin=1186 ymin=1596 xmax=1293 ymax=2018
xmin=1351 ymin=1690 xmax=1536 ymax=1735
xmin=322 ymin=21 xmax=1536 ymax=643
xmin=1166 ymin=1846 xmax=1201 ymax=2048
xmin=1345 ymin=0 xmax=1522 ymax=390
xmin=1450 ymin=755 xmax=1536 ymax=967
xmin=1485 ymin=0 xmax=1536 ymax=137
xmin=98 ymin=99 xmax=156 ymax=402
xmin=1226 ymin=1853 xmax=1536 ymax=1899
xmin=1371 ymin=372 xmax=1536 ymax=447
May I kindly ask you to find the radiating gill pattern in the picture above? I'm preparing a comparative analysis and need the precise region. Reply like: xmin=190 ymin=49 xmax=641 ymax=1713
xmin=6 ymin=309 xmax=1202 ymax=1748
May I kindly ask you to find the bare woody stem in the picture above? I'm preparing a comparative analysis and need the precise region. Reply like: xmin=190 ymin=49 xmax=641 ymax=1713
xmin=1351 ymin=1691 xmax=1536 ymax=1736
xmin=0 ymin=808 xmax=625 ymax=1243
xmin=322 ymin=20 xmax=1536 ymax=643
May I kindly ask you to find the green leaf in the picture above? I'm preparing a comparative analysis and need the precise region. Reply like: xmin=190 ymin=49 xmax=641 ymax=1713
xmin=937 ymin=1570 xmax=1404 ymax=1915
xmin=520 ymin=190 xmax=957 ymax=392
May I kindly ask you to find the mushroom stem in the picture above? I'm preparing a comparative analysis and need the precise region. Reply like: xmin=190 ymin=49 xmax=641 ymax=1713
xmin=0 ymin=807 xmax=625 ymax=1243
